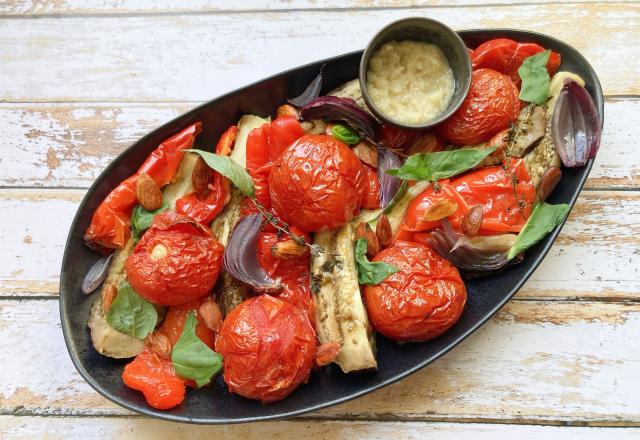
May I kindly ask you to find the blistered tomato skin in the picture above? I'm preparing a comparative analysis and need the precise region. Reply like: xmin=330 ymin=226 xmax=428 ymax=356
xmin=125 ymin=211 xmax=224 ymax=306
xmin=122 ymin=348 xmax=186 ymax=410
xmin=364 ymin=242 xmax=467 ymax=342
xmin=269 ymin=135 xmax=365 ymax=232
xmin=216 ymin=295 xmax=316 ymax=403
xmin=436 ymin=69 xmax=520 ymax=146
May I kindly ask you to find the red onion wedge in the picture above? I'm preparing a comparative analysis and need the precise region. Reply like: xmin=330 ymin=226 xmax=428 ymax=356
xmin=223 ymin=214 xmax=283 ymax=293
xmin=301 ymin=96 xmax=378 ymax=142
xmin=428 ymin=220 xmax=522 ymax=278
xmin=288 ymin=64 xmax=325 ymax=108
xmin=551 ymin=80 xmax=602 ymax=167
xmin=377 ymin=148 xmax=402 ymax=208
xmin=82 ymin=253 xmax=113 ymax=295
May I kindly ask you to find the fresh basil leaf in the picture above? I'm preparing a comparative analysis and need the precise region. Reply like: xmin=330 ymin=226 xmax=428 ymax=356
xmin=106 ymin=281 xmax=158 ymax=339
xmin=185 ymin=149 xmax=255 ymax=198
xmin=507 ymin=202 xmax=570 ymax=259
xmin=355 ymin=238 xmax=399 ymax=285
xmin=386 ymin=147 xmax=497 ymax=181
xmin=131 ymin=202 xmax=168 ymax=241
xmin=171 ymin=312 xmax=223 ymax=387
xmin=518 ymin=50 xmax=551 ymax=105
xmin=332 ymin=124 xmax=361 ymax=145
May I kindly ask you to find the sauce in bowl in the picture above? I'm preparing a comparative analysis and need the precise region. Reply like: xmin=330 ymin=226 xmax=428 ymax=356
xmin=366 ymin=40 xmax=455 ymax=125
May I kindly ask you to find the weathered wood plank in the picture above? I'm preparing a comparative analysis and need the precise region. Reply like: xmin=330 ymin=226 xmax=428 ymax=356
xmin=2 ymin=416 xmax=640 ymax=439
xmin=1 ymin=189 xmax=637 ymax=300
xmin=0 ymin=4 xmax=637 ymax=102
xmin=1 ymin=299 xmax=639 ymax=424
xmin=0 ymin=0 xmax=624 ymax=15
xmin=1 ymin=99 xmax=635 ymax=189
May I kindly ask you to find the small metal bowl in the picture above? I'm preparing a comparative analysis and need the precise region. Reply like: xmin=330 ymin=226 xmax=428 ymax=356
xmin=359 ymin=17 xmax=472 ymax=130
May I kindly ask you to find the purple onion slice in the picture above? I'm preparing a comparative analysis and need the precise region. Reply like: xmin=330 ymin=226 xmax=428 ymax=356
xmin=551 ymin=80 xmax=602 ymax=167
xmin=377 ymin=148 xmax=402 ymax=208
xmin=288 ymin=64 xmax=325 ymax=108
xmin=427 ymin=220 xmax=522 ymax=278
xmin=223 ymin=214 xmax=282 ymax=293
xmin=301 ymin=96 xmax=378 ymax=142
xmin=82 ymin=253 xmax=113 ymax=295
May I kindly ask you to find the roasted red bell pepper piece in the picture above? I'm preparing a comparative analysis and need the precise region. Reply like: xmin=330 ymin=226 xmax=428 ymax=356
xmin=215 ymin=125 xmax=238 ymax=156
xmin=403 ymin=159 xmax=535 ymax=235
xmin=84 ymin=123 xmax=202 ymax=252
xmin=244 ymin=116 xmax=305 ymax=212
xmin=122 ymin=347 xmax=186 ymax=410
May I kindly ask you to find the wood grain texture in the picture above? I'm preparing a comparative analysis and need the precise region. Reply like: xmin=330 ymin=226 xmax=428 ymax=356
xmin=1 ymin=299 xmax=639 ymax=424
xmin=0 ymin=3 xmax=637 ymax=102
xmin=0 ymin=0 xmax=626 ymax=15
xmin=2 ymin=99 xmax=637 ymax=189
xmin=1 ymin=189 xmax=637 ymax=300
xmin=2 ymin=417 xmax=640 ymax=439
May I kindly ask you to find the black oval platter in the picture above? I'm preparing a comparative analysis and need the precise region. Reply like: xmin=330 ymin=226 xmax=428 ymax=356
xmin=60 ymin=28 xmax=604 ymax=424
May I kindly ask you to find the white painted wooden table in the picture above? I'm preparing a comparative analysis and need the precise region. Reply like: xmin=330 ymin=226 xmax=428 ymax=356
xmin=1 ymin=1 xmax=639 ymax=438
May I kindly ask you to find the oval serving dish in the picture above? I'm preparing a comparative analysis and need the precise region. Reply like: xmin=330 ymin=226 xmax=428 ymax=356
xmin=60 ymin=29 xmax=604 ymax=424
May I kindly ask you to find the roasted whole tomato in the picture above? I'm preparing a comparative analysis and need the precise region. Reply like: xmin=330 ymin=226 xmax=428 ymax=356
xmin=256 ymin=230 xmax=315 ymax=324
xmin=122 ymin=348 xmax=186 ymax=410
xmin=216 ymin=295 xmax=316 ymax=403
xmin=245 ymin=116 xmax=305 ymax=210
xmin=175 ymin=171 xmax=231 ymax=225
xmin=436 ymin=69 xmax=520 ymax=145
xmin=471 ymin=38 xmax=562 ymax=86
xmin=363 ymin=242 xmax=467 ymax=342
xmin=125 ymin=211 xmax=224 ymax=305
xmin=269 ymin=135 xmax=365 ymax=232
xmin=403 ymin=159 xmax=535 ymax=234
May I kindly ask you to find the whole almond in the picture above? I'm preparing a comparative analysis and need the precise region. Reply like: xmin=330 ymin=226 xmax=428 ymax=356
xmin=145 ymin=331 xmax=172 ymax=359
xmin=422 ymin=199 xmax=458 ymax=222
xmin=356 ymin=222 xmax=380 ymax=258
xmin=136 ymin=173 xmax=163 ymax=211
xmin=198 ymin=299 xmax=223 ymax=333
xmin=276 ymin=104 xmax=299 ymax=119
xmin=538 ymin=166 xmax=562 ymax=202
xmin=376 ymin=213 xmax=392 ymax=247
xmin=352 ymin=142 xmax=379 ymax=168
xmin=101 ymin=283 xmax=117 ymax=313
xmin=461 ymin=205 xmax=483 ymax=236
xmin=271 ymin=239 xmax=309 ymax=260
xmin=192 ymin=156 xmax=214 ymax=192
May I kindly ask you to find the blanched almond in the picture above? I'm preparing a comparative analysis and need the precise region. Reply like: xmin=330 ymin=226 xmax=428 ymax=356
xmin=101 ymin=283 xmax=117 ymax=313
xmin=271 ymin=239 xmax=308 ymax=260
xmin=276 ymin=104 xmax=299 ymax=119
xmin=352 ymin=142 xmax=379 ymax=168
xmin=422 ymin=199 xmax=458 ymax=222
xmin=356 ymin=222 xmax=380 ymax=258
xmin=376 ymin=213 xmax=392 ymax=247
xmin=192 ymin=156 xmax=214 ymax=192
xmin=461 ymin=205 xmax=483 ymax=236
xmin=145 ymin=331 xmax=172 ymax=359
xmin=136 ymin=173 xmax=163 ymax=211
xmin=198 ymin=299 xmax=223 ymax=333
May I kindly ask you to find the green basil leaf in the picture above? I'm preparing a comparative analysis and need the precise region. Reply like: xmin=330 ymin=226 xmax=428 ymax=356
xmin=131 ymin=202 xmax=168 ymax=241
xmin=185 ymin=149 xmax=255 ymax=198
xmin=106 ymin=281 xmax=158 ymax=339
xmin=332 ymin=124 xmax=361 ymax=145
xmin=386 ymin=147 xmax=497 ymax=181
xmin=171 ymin=312 xmax=223 ymax=387
xmin=518 ymin=50 xmax=551 ymax=105
xmin=355 ymin=238 xmax=399 ymax=285
xmin=507 ymin=202 xmax=570 ymax=259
